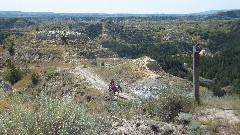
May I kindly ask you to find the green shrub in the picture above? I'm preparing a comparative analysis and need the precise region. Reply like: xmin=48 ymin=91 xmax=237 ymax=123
xmin=186 ymin=122 xmax=201 ymax=135
xmin=4 ymin=60 xmax=23 ymax=85
xmin=142 ymin=97 xmax=156 ymax=116
xmin=143 ymin=85 xmax=193 ymax=122
xmin=177 ymin=112 xmax=193 ymax=124
xmin=210 ymin=84 xmax=226 ymax=97
xmin=0 ymin=95 xmax=97 ymax=135
xmin=232 ymin=79 xmax=240 ymax=98
xmin=91 ymin=60 xmax=98 ymax=66
xmin=7 ymin=43 xmax=15 ymax=56
xmin=31 ymin=72 xmax=39 ymax=85
xmin=101 ymin=61 xmax=105 ymax=66
xmin=86 ymin=23 xmax=103 ymax=39
xmin=61 ymin=35 xmax=68 ymax=45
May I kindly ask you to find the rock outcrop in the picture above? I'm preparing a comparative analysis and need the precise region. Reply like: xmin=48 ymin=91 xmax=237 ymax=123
xmin=0 ymin=78 xmax=12 ymax=92
xmin=132 ymin=56 xmax=162 ymax=72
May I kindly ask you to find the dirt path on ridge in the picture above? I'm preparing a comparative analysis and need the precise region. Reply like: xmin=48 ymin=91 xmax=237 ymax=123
xmin=70 ymin=66 xmax=135 ymax=99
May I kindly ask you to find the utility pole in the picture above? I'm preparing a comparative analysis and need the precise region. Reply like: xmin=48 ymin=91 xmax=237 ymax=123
xmin=193 ymin=44 xmax=201 ymax=104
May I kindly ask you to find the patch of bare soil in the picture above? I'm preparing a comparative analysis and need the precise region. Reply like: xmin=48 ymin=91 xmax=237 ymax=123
xmin=109 ymin=116 xmax=184 ymax=135
xmin=197 ymin=108 xmax=240 ymax=124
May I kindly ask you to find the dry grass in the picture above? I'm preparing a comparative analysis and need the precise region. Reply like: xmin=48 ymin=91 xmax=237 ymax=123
xmin=0 ymin=100 xmax=12 ymax=111
xmin=198 ymin=87 xmax=240 ymax=110
xmin=80 ymin=59 xmax=94 ymax=68
xmin=27 ymin=61 xmax=71 ymax=76
xmin=0 ymin=47 xmax=5 ymax=54
xmin=13 ymin=61 xmax=71 ymax=90
xmin=75 ymin=86 xmax=108 ymax=116
xmin=41 ymin=46 xmax=64 ymax=55
xmin=0 ymin=92 xmax=23 ymax=111
xmin=94 ymin=61 xmax=146 ymax=83
xmin=200 ymin=96 xmax=240 ymax=111
xmin=193 ymin=90 xmax=240 ymax=133
xmin=36 ymin=61 xmax=71 ymax=71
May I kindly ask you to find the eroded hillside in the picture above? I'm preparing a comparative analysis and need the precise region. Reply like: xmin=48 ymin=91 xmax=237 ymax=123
xmin=0 ymin=15 xmax=240 ymax=134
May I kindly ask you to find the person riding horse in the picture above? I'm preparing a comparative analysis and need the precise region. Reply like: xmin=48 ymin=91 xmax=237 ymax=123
xmin=109 ymin=79 xmax=122 ymax=95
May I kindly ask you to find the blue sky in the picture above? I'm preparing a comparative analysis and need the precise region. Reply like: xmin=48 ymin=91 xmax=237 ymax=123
xmin=1 ymin=0 xmax=240 ymax=14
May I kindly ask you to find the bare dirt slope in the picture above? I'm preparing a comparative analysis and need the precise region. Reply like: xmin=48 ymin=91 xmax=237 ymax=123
xmin=70 ymin=66 xmax=135 ymax=99
xmin=61 ymin=42 xmax=136 ymax=99
xmin=71 ymin=66 xmax=108 ymax=93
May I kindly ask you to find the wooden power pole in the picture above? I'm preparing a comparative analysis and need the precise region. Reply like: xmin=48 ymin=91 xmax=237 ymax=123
xmin=193 ymin=44 xmax=201 ymax=104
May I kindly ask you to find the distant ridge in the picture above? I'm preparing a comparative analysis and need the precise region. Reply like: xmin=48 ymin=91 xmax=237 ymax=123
xmin=190 ymin=10 xmax=229 ymax=15
xmin=216 ymin=9 xmax=240 ymax=18
xmin=0 ymin=9 xmax=238 ymax=17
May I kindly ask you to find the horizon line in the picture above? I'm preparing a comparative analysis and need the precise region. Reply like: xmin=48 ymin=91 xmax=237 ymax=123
xmin=0 ymin=9 xmax=237 ymax=15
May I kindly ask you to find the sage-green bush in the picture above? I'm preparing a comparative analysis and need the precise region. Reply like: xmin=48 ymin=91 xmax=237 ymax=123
xmin=143 ymin=85 xmax=193 ymax=122
xmin=0 ymin=95 xmax=97 ymax=135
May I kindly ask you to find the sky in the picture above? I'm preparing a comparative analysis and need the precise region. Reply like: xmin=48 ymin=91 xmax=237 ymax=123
xmin=1 ymin=0 xmax=240 ymax=14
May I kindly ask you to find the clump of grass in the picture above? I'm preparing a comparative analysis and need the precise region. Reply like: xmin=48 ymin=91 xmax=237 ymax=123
xmin=95 ymin=62 xmax=145 ymax=84
xmin=45 ymin=66 xmax=57 ymax=76
xmin=91 ymin=60 xmax=98 ymax=66
xmin=201 ymin=94 xmax=240 ymax=110
xmin=0 ymin=46 xmax=5 ymax=53
xmin=177 ymin=112 xmax=193 ymax=125
xmin=186 ymin=122 xmax=202 ymax=135
xmin=42 ymin=46 xmax=63 ymax=55
xmin=0 ymin=95 xmax=97 ymax=135
xmin=190 ymin=92 xmax=240 ymax=134
xmin=80 ymin=60 xmax=91 ymax=68
xmin=0 ymin=100 xmax=11 ymax=111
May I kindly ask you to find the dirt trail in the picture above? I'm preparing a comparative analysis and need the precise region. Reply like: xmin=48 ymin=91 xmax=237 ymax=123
xmin=70 ymin=66 xmax=135 ymax=99
xmin=71 ymin=66 xmax=108 ymax=93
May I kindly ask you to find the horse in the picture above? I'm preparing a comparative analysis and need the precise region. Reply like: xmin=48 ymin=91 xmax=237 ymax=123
xmin=108 ymin=85 xmax=122 ymax=100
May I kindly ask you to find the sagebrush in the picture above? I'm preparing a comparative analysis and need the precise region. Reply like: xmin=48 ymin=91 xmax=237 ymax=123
xmin=0 ymin=95 xmax=97 ymax=135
